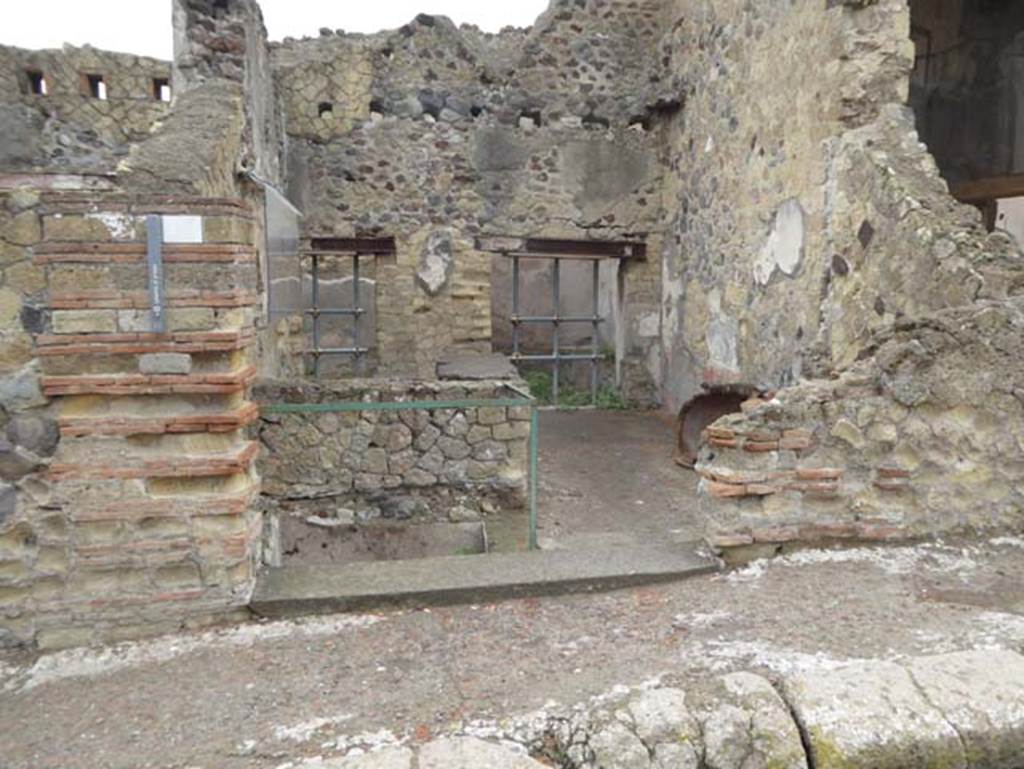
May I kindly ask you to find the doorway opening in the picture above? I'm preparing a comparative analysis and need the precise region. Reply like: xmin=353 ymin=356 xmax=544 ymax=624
xmin=911 ymin=0 xmax=1024 ymax=242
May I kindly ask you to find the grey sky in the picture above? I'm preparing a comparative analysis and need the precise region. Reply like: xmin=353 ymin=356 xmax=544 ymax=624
xmin=3 ymin=1 xmax=549 ymax=60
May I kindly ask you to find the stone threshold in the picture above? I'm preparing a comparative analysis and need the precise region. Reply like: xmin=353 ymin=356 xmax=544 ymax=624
xmin=250 ymin=544 xmax=720 ymax=618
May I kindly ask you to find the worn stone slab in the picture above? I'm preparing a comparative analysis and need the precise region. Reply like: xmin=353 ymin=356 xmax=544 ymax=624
xmin=784 ymin=659 xmax=966 ymax=769
xmin=418 ymin=737 xmax=546 ymax=768
xmin=316 ymin=747 xmax=413 ymax=768
xmin=435 ymin=354 xmax=519 ymax=381
xmin=698 ymin=672 xmax=808 ymax=769
xmin=251 ymin=545 xmax=719 ymax=617
xmin=907 ymin=650 xmax=1024 ymax=769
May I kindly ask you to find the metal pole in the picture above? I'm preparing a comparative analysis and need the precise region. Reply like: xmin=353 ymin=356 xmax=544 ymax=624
xmin=145 ymin=215 xmax=166 ymax=334
xmin=591 ymin=259 xmax=600 ymax=404
xmin=511 ymin=254 xmax=520 ymax=359
xmin=529 ymin=405 xmax=539 ymax=551
xmin=311 ymin=252 xmax=321 ymax=378
xmin=353 ymin=254 xmax=362 ymax=377
xmin=552 ymin=258 xmax=560 ymax=406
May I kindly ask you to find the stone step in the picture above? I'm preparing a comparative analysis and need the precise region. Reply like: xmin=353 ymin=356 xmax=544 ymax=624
xmin=250 ymin=543 xmax=720 ymax=618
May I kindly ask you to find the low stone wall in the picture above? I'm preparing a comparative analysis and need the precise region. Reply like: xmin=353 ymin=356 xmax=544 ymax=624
xmin=697 ymin=299 xmax=1024 ymax=556
xmin=254 ymin=379 xmax=530 ymax=529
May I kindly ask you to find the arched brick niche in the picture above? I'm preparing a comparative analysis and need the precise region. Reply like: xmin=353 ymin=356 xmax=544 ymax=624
xmin=675 ymin=385 xmax=760 ymax=468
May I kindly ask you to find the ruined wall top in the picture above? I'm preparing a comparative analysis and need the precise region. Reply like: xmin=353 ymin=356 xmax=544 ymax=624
xmin=0 ymin=44 xmax=171 ymax=173
xmin=270 ymin=0 xmax=676 ymax=139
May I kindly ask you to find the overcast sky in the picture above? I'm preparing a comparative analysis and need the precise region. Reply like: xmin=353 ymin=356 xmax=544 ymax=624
xmin=3 ymin=1 xmax=549 ymax=59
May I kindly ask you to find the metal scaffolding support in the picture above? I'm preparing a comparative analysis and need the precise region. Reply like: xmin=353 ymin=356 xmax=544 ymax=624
xmin=506 ymin=252 xmax=610 ymax=406
xmin=295 ymin=237 xmax=395 ymax=378
xmin=306 ymin=251 xmax=368 ymax=377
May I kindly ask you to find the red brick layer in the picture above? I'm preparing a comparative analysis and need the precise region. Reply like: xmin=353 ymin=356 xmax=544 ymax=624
xmin=59 ymin=403 xmax=260 ymax=437
xmin=47 ymin=441 xmax=259 ymax=481
xmin=34 ymin=243 xmax=255 ymax=264
xmin=42 ymin=365 xmax=257 ymax=396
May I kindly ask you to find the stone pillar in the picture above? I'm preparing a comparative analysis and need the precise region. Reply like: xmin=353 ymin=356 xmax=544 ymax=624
xmin=1 ymin=189 xmax=262 ymax=648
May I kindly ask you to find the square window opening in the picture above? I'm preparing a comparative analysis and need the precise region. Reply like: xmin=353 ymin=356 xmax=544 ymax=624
xmin=153 ymin=78 xmax=171 ymax=102
xmin=85 ymin=74 xmax=107 ymax=100
xmin=26 ymin=70 xmax=47 ymax=96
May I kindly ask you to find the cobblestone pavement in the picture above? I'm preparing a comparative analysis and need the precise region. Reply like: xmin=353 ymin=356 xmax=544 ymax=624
xmin=2 ymin=536 xmax=1023 ymax=769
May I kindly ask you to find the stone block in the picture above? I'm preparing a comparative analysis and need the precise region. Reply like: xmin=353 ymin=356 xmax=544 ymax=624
xmin=43 ymin=214 xmax=129 ymax=242
xmin=361 ymin=448 xmax=389 ymax=474
xmin=477 ymin=407 xmax=506 ymax=425
xmin=472 ymin=440 xmax=507 ymax=462
xmin=7 ymin=211 xmax=41 ymax=246
xmin=415 ymin=424 xmax=441 ymax=451
xmin=466 ymin=425 xmax=492 ymax=444
xmin=444 ymin=412 xmax=470 ymax=438
xmin=784 ymin=659 xmax=964 ymax=768
xmin=907 ymin=650 xmax=1024 ymax=768
xmin=7 ymin=415 xmax=59 ymax=457
xmin=0 ymin=288 xmax=22 ymax=328
xmin=52 ymin=309 xmax=118 ymax=334
xmin=403 ymin=469 xmax=437 ymax=487
xmin=0 ymin=483 xmax=15 ymax=523
xmin=167 ymin=308 xmax=217 ymax=332
xmin=319 ymin=747 xmax=413 ymax=768
xmin=374 ymin=423 xmax=413 ymax=452
xmin=493 ymin=421 xmax=531 ymax=440
xmin=388 ymin=450 xmax=417 ymax=476
xmin=0 ymin=437 xmax=40 ymax=481
xmin=139 ymin=353 xmax=192 ymax=375
xmin=5 ymin=262 xmax=45 ymax=294
xmin=438 ymin=437 xmax=472 ymax=460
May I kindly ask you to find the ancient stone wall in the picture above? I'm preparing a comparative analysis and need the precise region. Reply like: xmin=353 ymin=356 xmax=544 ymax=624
xmin=658 ymin=0 xmax=902 ymax=412
xmin=254 ymin=379 xmax=530 ymax=526
xmin=173 ymin=0 xmax=284 ymax=186
xmin=0 ymin=186 xmax=264 ymax=649
xmin=0 ymin=45 xmax=171 ymax=173
xmin=677 ymin=0 xmax=1024 ymax=551
xmin=270 ymin=1 xmax=667 ymax=395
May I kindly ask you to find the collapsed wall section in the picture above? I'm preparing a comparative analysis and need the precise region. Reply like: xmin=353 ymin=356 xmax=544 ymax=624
xmin=672 ymin=0 xmax=1024 ymax=552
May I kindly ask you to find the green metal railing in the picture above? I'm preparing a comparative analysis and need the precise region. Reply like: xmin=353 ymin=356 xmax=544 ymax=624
xmin=259 ymin=385 xmax=539 ymax=550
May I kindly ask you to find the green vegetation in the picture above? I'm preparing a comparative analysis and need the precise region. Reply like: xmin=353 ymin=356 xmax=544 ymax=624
xmin=522 ymin=370 xmax=629 ymax=410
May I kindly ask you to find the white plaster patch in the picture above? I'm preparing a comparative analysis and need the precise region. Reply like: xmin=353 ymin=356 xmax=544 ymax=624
xmin=754 ymin=198 xmax=805 ymax=285
xmin=705 ymin=288 xmax=738 ymax=371
xmin=162 ymin=215 xmax=204 ymax=244
xmin=86 ymin=212 xmax=137 ymax=241
xmin=990 ymin=536 xmax=1024 ymax=549
xmin=637 ymin=312 xmax=660 ymax=338
xmin=3 ymin=614 xmax=384 ymax=693
xmin=679 ymin=639 xmax=862 ymax=676
xmin=673 ymin=610 xmax=732 ymax=629
xmin=274 ymin=715 xmax=356 ymax=743
xmin=721 ymin=541 xmax=984 ymax=584
xmin=322 ymin=728 xmax=404 ymax=754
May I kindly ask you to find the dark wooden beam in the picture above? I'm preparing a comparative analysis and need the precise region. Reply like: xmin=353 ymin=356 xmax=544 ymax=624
xmin=307 ymin=236 xmax=397 ymax=255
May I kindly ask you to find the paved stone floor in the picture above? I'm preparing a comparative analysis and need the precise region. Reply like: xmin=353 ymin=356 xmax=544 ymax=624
xmin=535 ymin=409 xmax=702 ymax=546
xmin=3 ymin=536 xmax=1024 ymax=768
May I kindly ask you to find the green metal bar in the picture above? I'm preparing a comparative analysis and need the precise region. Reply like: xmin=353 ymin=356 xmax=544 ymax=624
xmin=529 ymin=405 xmax=539 ymax=551
xmin=261 ymin=398 xmax=530 ymax=414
